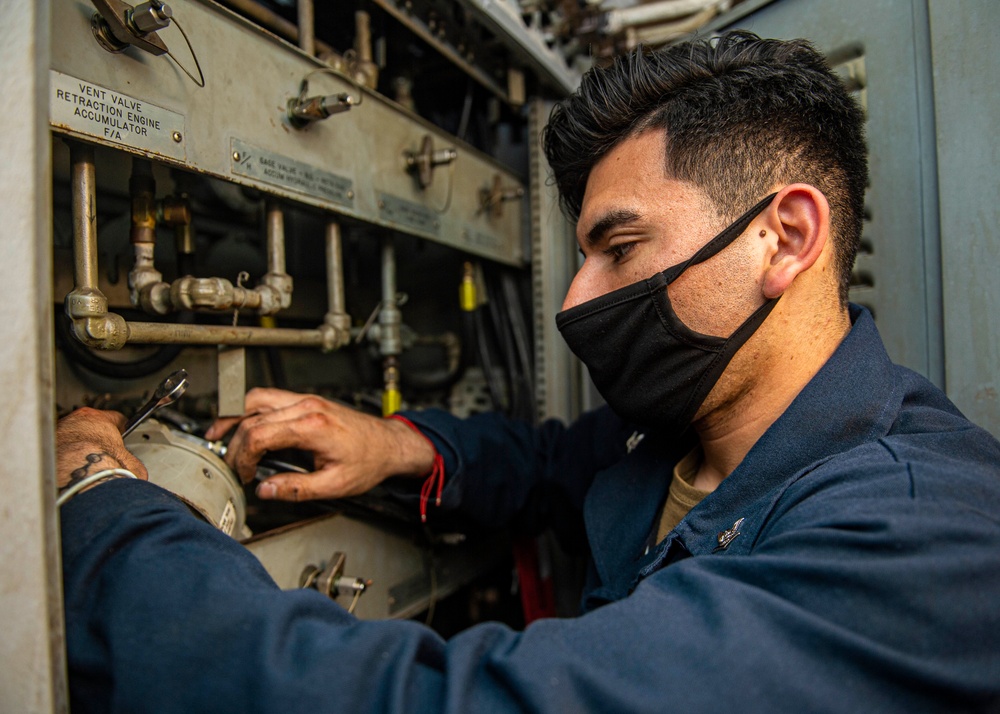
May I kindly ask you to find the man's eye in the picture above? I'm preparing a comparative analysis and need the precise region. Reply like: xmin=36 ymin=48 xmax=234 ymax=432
xmin=603 ymin=243 xmax=636 ymax=263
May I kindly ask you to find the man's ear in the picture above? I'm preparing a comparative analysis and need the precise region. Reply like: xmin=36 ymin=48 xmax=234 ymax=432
xmin=759 ymin=184 xmax=830 ymax=299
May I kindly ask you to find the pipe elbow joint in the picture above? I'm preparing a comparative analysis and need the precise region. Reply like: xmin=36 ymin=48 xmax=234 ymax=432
xmin=139 ymin=282 xmax=173 ymax=315
xmin=258 ymin=273 xmax=294 ymax=314
xmin=71 ymin=312 xmax=128 ymax=351
xmin=321 ymin=312 xmax=352 ymax=351
xmin=65 ymin=288 xmax=108 ymax=320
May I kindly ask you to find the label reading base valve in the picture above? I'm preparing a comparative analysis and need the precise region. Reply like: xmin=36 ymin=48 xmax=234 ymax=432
xmin=230 ymin=139 xmax=354 ymax=209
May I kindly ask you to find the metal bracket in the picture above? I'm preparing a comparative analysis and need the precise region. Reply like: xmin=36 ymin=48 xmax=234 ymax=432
xmin=479 ymin=173 xmax=525 ymax=219
xmin=404 ymin=135 xmax=457 ymax=189
xmin=300 ymin=551 xmax=370 ymax=613
xmin=90 ymin=0 xmax=170 ymax=56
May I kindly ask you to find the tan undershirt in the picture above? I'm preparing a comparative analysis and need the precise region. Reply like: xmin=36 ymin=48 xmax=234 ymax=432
xmin=656 ymin=446 xmax=711 ymax=543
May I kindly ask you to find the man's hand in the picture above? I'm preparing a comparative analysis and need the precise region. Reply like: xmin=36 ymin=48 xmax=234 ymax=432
xmin=205 ymin=388 xmax=436 ymax=502
xmin=56 ymin=408 xmax=149 ymax=493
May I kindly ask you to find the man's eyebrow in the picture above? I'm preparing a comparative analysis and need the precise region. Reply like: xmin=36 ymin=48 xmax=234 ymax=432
xmin=584 ymin=209 xmax=643 ymax=247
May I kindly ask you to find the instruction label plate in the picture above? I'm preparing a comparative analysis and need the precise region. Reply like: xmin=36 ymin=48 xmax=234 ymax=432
xmin=230 ymin=139 xmax=354 ymax=208
xmin=50 ymin=70 xmax=186 ymax=161
xmin=378 ymin=193 xmax=440 ymax=235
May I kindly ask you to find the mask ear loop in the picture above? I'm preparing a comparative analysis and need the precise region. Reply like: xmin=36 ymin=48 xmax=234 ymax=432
xmin=661 ymin=193 xmax=777 ymax=283
xmin=665 ymin=194 xmax=782 ymax=423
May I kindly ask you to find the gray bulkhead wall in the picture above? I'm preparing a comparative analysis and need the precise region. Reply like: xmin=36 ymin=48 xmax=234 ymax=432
xmin=0 ymin=0 xmax=68 ymax=711
xmin=705 ymin=0 xmax=999 ymax=438
xmin=927 ymin=2 xmax=1000 ymax=440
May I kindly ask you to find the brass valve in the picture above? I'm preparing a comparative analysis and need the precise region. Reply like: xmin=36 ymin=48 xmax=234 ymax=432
xmin=479 ymin=174 xmax=525 ymax=219
xmin=90 ymin=0 xmax=170 ymax=55
xmin=300 ymin=552 xmax=371 ymax=614
xmin=404 ymin=135 xmax=457 ymax=189
xmin=287 ymin=93 xmax=358 ymax=129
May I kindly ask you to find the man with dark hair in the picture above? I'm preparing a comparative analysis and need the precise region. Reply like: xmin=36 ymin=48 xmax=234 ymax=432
xmin=58 ymin=32 xmax=1000 ymax=712
xmin=543 ymin=31 xmax=867 ymax=305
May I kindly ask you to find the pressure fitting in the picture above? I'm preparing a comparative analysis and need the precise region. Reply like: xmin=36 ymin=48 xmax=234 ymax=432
xmin=128 ymin=159 xmax=168 ymax=312
xmin=169 ymin=276 xmax=261 ymax=312
xmin=64 ymin=289 xmax=128 ymax=350
xmin=258 ymin=272 xmax=294 ymax=314
xmin=320 ymin=312 xmax=352 ymax=352
xmin=382 ymin=356 xmax=402 ymax=416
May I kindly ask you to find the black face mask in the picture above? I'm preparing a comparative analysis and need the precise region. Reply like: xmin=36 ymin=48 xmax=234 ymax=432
xmin=556 ymin=194 xmax=779 ymax=433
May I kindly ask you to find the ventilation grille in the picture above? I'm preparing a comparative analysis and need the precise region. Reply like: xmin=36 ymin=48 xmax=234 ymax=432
xmin=832 ymin=48 xmax=875 ymax=318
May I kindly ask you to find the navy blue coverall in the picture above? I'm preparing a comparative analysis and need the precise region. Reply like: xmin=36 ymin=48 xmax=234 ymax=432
xmin=60 ymin=307 xmax=1000 ymax=712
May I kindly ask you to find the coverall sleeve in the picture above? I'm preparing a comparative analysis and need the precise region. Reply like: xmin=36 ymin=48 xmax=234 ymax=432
xmin=61 ymin=461 xmax=1000 ymax=714
xmin=387 ymin=407 xmax=630 ymax=542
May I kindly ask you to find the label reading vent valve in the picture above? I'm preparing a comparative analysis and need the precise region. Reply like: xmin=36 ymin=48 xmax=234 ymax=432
xmin=50 ymin=70 xmax=186 ymax=161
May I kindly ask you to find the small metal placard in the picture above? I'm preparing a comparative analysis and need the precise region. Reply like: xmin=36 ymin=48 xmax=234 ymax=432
xmin=50 ymin=70 xmax=186 ymax=161
xmin=230 ymin=139 xmax=354 ymax=208
xmin=462 ymin=226 xmax=505 ymax=254
xmin=379 ymin=193 xmax=440 ymax=235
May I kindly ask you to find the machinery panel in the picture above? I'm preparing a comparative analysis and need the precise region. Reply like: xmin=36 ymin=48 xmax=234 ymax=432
xmin=50 ymin=0 xmax=526 ymax=266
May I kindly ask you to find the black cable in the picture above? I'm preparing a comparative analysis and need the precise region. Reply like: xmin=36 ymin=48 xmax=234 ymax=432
xmin=399 ymin=339 xmax=464 ymax=392
xmin=486 ymin=272 xmax=523 ymax=419
xmin=472 ymin=307 xmax=504 ymax=412
xmin=265 ymin=347 xmax=287 ymax=390
xmin=501 ymin=272 xmax=536 ymax=420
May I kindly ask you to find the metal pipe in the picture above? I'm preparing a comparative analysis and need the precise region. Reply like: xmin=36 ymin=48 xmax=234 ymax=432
xmin=321 ymin=220 xmax=351 ymax=350
xmin=66 ymin=142 xmax=127 ymax=350
xmin=215 ymin=0 xmax=341 ymax=62
xmin=70 ymin=142 xmax=98 ymax=291
xmin=170 ymin=276 xmax=262 ymax=311
xmin=258 ymin=202 xmax=293 ymax=314
xmin=297 ymin=0 xmax=315 ymax=56
xmin=604 ymin=0 xmax=718 ymax=34
xmin=355 ymin=11 xmax=372 ymax=64
xmin=265 ymin=201 xmax=286 ymax=275
xmin=351 ymin=11 xmax=378 ymax=88
xmin=125 ymin=321 xmax=327 ymax=347
xmin=128 ymin=158 xmax=166 ymax=310
xmin=64 ymin=144 xmax=337 ymax=351
xmin=381 ymin=234 xmax=402 ymax=415
xmin=129 ymin=159 xmax=156 ymax=245
xmin=629 ymin=4 xmax=720 ymax=46
xmin=381 ymin=238 xmax=396 ymax=310
xmin=325 ymin=221 xmax=347 ymax=318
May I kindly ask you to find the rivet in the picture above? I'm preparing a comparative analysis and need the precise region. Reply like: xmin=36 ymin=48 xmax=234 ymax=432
xmin=172 ymin=131 xmax=183 ymax=143
xmin=232 ymin=151 xmax=241 ymax=162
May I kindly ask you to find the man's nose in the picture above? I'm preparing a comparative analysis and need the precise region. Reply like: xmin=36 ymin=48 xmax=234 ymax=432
xmin=561 ymin=265 xmax=594 ymax=312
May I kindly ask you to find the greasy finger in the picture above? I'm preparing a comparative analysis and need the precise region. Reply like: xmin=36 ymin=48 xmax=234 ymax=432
xmin=256 ymin=471 xmax=337 ymax=502
xmin=58 ymin=408 xmax=128 ymax=448
xmin=204 ymin=415 xmax=242 ymax=441
xmin=243 ymin=387 xmax=317 ymax=414
xmin=205 ymin=388 xmax=310 ymax=440
xmin=228 ymin=400 xmax=358 ymax=462
xmin=226 ymin=417 xmax=317 ymax=483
